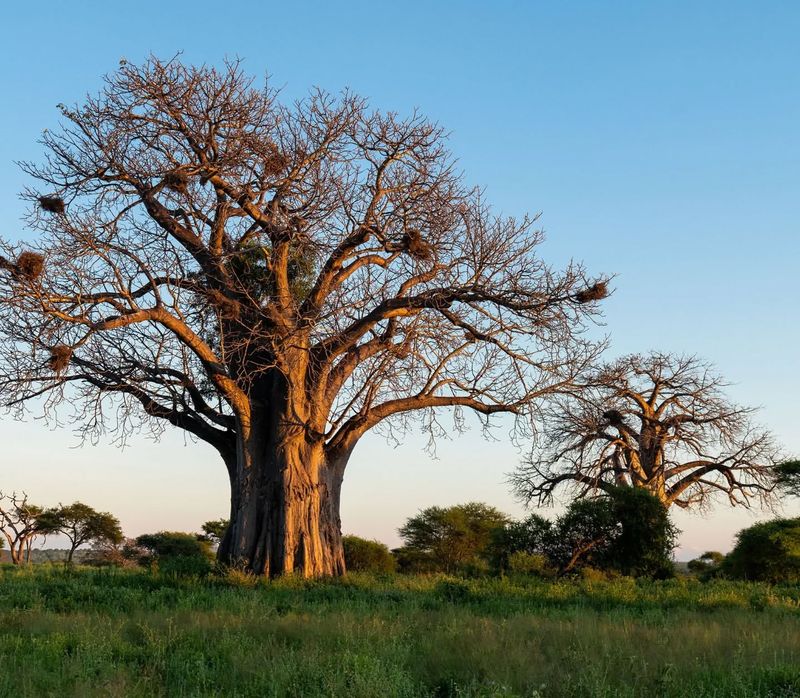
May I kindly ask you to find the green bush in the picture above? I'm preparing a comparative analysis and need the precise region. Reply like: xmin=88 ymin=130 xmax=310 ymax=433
xmin=602 ymin=486 xmax=677 ymax=578
xmin=342 ymin=535 xmax=396 ymax=573
xmin=433 ymin=578 xmax=471 ymax=602
xmin=507 ymin=551 xmax=556 ymax=577
xmin=398 ymin=502 xmax=509 ymax=574
xmin=135 ymin=531 xmax=214 ymax=577
xmin=392 ymin=546 xmax=442 ymax=574
xmin=722 ymin=518 xmax=800 ymax=583
xmin=688 ymin=551 xmax=725 ymax=579
xmin=491 ymin=487 xmax=676 ymax=578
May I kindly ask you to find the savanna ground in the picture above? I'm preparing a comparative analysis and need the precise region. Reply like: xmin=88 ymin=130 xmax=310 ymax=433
xmin=1 ymin=566 xmax=799 ymax=697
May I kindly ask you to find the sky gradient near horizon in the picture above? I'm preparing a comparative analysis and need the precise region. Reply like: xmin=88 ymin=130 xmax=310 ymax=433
xmin=0 ymin=1 xmax=798 ymax=559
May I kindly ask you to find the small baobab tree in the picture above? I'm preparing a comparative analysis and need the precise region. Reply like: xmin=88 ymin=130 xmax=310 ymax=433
xmin=0 ymin=57 xmax=605 ymax=577
xmin=514 ymin=352 xmax=782 ymax=510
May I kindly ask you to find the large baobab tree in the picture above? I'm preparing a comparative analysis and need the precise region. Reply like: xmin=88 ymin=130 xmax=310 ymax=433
xmin=0 ymin=58 xmax=605 ymax=577
xmin=514 ymin=353 xmax=782 ymax=510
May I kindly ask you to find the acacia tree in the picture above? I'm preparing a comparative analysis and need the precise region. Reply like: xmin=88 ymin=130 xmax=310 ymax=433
xmin=397 ymin=502 xmax=509 ymax=573
xmin=514 ymin=353 xmax=781 ymax=510
xmin=0 ymin=492 xmax=52 ymax=564
xmin=774 ymin=460 xmax=800 ymax=498
xmin=42 ymin=502 xmax=123 ymax=563
xmin=200 ymin=518 xmax=229 ymax=547
xmin=0 ymin=58 xmax=605 ymax=577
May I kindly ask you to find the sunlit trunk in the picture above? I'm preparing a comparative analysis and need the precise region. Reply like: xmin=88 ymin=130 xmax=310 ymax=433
xmin=217 ymin=373 xmax=348 ymax=577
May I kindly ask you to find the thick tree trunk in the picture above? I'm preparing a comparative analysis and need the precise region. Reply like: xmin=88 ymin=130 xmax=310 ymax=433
xmin=217 ymin=394 xmax=349 ymax=577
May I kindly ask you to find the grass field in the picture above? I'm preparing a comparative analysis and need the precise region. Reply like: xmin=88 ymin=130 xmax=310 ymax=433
xmin=1 ymin=566 xmax=799 ymax=697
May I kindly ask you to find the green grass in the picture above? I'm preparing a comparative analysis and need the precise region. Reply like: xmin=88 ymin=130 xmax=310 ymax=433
xmin=1 ymin=566 xmax=799 ymax=697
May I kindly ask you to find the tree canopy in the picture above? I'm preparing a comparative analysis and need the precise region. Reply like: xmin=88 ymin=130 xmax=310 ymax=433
xmin=0 ymin=491 xmax=52 ymax=564
xmin=774 ymin=460 xmax=800 ymax=498
xmin=721 ymin=518 xmax=800 ymax=583
xmin=514 ymin=352 xmax=781 ymax=511
xmin=41 ymin=502 xmax=123 ymax=563
xmin=397 ymin=502 xmax=509 ymax=573
xmin=0 ymin=57 xmax=605 ymax=576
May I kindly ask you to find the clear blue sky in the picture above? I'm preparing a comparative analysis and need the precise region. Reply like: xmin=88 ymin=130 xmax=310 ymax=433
xmin=0 ymin=1 xmax=797 ymax=558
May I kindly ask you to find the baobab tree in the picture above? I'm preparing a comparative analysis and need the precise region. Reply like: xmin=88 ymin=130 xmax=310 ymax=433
xmin=514 ymin=353 xmax=782 ymax=510
xmin=0 ymin=58 xmax=605 ymax=577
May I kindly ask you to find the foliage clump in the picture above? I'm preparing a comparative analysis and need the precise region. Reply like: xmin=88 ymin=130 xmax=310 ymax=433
xmin=135 ymin=531 xmax=214 ymax=577
xmin=774 ymin=460 xmax=800 ymax=498
xmin=396 ymin=502 xmax=508 ymax=574
xmin=200 ymin=518 xmax=229 ymax=546
xmin=491 ymin=487 xmax=676 ymax=578
xmin=688 ymin=551 xmax=725 ymax=579
xmin=342 ymin=535 xmax=396 ymax=573
xmin=721 ymin=518 xmax=800 ymax=583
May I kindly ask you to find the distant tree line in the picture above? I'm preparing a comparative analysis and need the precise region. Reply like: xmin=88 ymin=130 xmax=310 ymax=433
xmin=0 ymin=492 xmax=122 ymax=564
xmin=4 ymin=458 xmax=799 ymax=582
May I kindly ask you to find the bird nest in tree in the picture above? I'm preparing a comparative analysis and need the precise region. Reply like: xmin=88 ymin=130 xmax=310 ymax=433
xmin=163 ymin=171 xmax=189 ymax=194
xmin=603 ymin=409 xmax=625 ymax=425
xmin=48 ymin=345 xmax=72 ymax=373
xmin=38 ymin=196 xmax=65 ymax=214
xmin=263 ymin=144 xmax=288 ymax=178
xmin=402 ymin=229 xmax=433 ymax=260
xmin=575 ymin=280 xmax=609 ymax=304
xmin=15 ymin=251 xmax=45 ymax=281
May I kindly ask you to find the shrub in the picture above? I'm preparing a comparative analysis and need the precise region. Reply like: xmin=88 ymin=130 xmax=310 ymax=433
xmin=602 ymin=486 xmax=677 ymax=578
xmin=488 ymin=514 xmax=553 ymax=574
xmin=507 ymin=551 xmax=556 ymax=577
xmin=392 ymin=546 xmax=442 ymax=574
xmin=135 ymin=531 xmax=214 ymax=577
xmin=159 ymin=553 xmax=213 ymax=577
xmin=491 ymin=487 xmax=676 ymax=578
xmin=342 ymin=535 xmax=396 ymax=573
xmin=83 ymin=537 xmax=143 ymax=568
xmin=433 ymin=579 xmax=471 ymax=602
xmin=688 ymin=551 xmax=725 ymax=578
xmin=722 ymin=518 xmax=800 ymax=583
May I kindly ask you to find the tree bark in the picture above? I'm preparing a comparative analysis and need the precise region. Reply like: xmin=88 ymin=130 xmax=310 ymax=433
xmin=216 ymin=384 xmax=349 ymax=577
xmin=9 ymin=542 xmax=23 ymax=565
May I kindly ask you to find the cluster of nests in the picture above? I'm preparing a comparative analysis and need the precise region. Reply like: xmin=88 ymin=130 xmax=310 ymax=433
xmin=401 ymin=229 xmax=434 ymax=261
xmin=0 ymin=250 xmax=46 ymax=282
xmin=575 ymin=280 xmax=609 ymax=304
xmin=38 ymin=195 xmax=65 ymax=215
xmin=48 ymin=345 xmax=72 ymax=373
xmin=161 ymin=145 xmax=287 ymax=194
xmin=602 ymin=409 xmax=625 ymax=426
